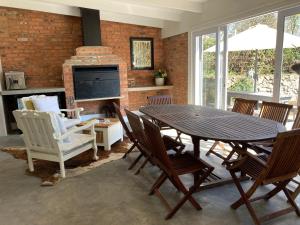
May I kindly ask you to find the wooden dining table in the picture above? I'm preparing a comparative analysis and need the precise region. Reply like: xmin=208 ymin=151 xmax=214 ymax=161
xmin=140 ymin=104 xmax=286 ymax=188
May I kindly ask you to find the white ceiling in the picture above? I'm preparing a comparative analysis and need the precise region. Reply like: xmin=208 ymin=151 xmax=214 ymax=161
xmin=1 ymin=0 xmax=299 ymax=38
xmin=0 ymin=0 xmax=208 ymax=28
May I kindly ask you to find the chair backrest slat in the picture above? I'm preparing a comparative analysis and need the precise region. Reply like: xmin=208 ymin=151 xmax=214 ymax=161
xmin=232 ymin=98 xmax=257 ymax=115
xmin=259 ymin=101 xmax=292 ymax=125
xmin=125 ymin=109 xmax=147 ymax=148
xmin=264 ymin=129 xmax=300 ymax=183
xmin=13 ymin=110 xmax=59 ymax=153
xmin=113 ymin=102 xmax=134 ymax=141
xmin=292 ymin=107 xmax=300 ymax=130
xmin=141 ymin=117 xmax=173 ymax=172
xmin=147 ymin=95 xmax=172 ymax=105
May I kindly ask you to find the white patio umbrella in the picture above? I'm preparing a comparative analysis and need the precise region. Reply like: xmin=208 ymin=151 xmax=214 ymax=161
xmin=205 ymin=24 xmax=300 ymax=92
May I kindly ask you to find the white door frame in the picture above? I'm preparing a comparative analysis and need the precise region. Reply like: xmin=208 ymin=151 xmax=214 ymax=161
xmin=274 ymin=6 xmax=300 ymax=104
xmin=191 ymin=27 xmax=227 ymax=109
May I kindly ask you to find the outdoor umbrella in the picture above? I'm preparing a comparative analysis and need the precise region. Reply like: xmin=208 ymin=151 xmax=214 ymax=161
xmin=205 ymin=24 xmax=300 ymax=92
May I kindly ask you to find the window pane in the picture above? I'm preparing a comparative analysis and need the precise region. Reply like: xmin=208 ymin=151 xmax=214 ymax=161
xmin=280 ymin=14 xmax=300 ymax=107
xmin=227 ymin=12 xmax=278 ymax=107
xmin=203 ymin=33 xmax=216 ymax=107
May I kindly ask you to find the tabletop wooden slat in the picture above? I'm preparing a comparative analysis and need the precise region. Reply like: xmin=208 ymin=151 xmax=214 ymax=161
xmin=140 ymin=105 xmax=285 ymax=143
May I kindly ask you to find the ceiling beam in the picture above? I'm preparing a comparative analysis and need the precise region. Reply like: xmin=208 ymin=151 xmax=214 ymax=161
xmin=33 ymin=0 xmax=182 ymax=21
xmin=0 ymin=0 xmax=165 ymax=28
xmin=108 ymin=0 xmax=203 ymax=13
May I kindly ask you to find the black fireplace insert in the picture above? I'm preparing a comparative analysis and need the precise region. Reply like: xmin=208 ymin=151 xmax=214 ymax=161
xmin=73 ymin=65 xmax=120 ymax=100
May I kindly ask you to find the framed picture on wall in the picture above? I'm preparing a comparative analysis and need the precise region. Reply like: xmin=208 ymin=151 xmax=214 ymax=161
xmin=130 ymin=37 xmax=154 ymax=70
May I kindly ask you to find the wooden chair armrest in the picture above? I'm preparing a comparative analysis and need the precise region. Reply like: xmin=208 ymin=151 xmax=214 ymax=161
xmin=226 ymin=148 xmax=268 ymax=171
xmin=56 ymin=120 xmax=96 ymax=140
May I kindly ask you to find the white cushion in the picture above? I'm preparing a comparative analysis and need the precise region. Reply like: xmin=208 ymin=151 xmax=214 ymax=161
xmin=49 ymin=112 xmax=70 ymax=142
xmin=32 ymin=96 xmax=60 ymax=114
xmin=59 ymin=133 xmax=94 ymax=154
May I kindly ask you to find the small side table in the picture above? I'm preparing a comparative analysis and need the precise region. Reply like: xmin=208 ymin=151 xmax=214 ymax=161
xmin=80 ymin=118 xmax=123 ymax=151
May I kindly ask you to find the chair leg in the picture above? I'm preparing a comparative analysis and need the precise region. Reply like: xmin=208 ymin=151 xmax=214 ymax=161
xmin=128 ymin=152 xmax=143 ymax=170
xmin=135 ymin=156 xmax=150 ymax=175
xmin=92 ymin=142 xmax=99 ymax=160
xmin=27 ymin=151 xmax=34 ymax=172
xmin=165 ymin=177 xmax=203 ymax=220
xmin=283 ymin=187 xmax=300 ymax=216
xmin=292 ymin=184 xmax=300 ymax=200
xmin=59 ymin=161 xmax=66 ymax=178
xmin=123 ymin=142 xmax=137 ymax=159
xmin=264 ymin=182 xmax=287 ymax=200
xmin=149 ymin=172 xmax=168 ymax=195
xmin=230 ymin=171 xmax=260 ymax=225
xmin=206 ymin=141 xmax=219 ymax=156
xmin=175 ymin=131 xmax=182 ymax=143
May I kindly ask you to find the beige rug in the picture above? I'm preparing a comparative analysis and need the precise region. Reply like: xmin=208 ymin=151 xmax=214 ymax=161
xmin=1 ymin=139 xmax=132 ymax=186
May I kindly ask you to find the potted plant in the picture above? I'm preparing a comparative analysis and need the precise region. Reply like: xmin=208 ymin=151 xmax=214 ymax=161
xmin=154 ymin=69 xmax=167 ymax=86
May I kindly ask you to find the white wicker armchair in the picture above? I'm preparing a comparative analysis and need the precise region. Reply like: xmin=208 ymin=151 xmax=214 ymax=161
xmin=13 ymin=110 xmax=98 ymax=178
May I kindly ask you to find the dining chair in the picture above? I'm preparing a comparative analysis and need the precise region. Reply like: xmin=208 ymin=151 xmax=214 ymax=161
xmin=226 ymin=129 xmax=300 ymax=225
xmin=125 ymin=109 xmax=184 ymax=174
xmin=224 ymin=101 xmax=293 ymax=163
xmin=147 ymin=95 xmax=173 ymax=105
xmin=113 ymin=102 xmax=142 ymax=170
xmin=141 ymin=116 xmax=214 ymax=220
xmin=259 ymin=101 xmax=293 ymax=125
xmin=147 ymin=95 xmax=182 ymax=142
xmin=206 ymin=98 xmax=257 ymax=160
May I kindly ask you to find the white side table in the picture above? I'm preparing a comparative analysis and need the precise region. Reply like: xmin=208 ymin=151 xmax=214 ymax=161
xmin=80 ymin=118 xmax=123 ymax=151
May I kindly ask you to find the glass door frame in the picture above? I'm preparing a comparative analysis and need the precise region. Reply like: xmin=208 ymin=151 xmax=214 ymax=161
xmin=191 ymin=26 xmax=228 ymax=109
xmin=274 ymin=5 xmax=300 ymax=105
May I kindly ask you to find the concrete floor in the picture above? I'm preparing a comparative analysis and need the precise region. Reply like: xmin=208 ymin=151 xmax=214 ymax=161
xmin=0 ymin=134 xmax=299 ymax=225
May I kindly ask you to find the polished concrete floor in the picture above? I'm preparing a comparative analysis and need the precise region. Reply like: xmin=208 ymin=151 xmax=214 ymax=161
xmin=0 ymin=134 xmax=299 ymax=225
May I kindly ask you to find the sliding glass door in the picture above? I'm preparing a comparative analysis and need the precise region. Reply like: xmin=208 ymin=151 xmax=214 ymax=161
xmin=275 ymin=6 xmax=300 ymax=106
xmin=192 ymin=5 xmax=300 ymax=110
xmin=192 ymin=27 xmax=227 ymax=109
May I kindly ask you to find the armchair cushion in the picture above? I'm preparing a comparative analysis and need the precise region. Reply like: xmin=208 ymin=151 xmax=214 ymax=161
xmin=59 ymin=133 xmax=94 ymax=154
xmin=32 ymin=96 xmax=60 ymax=114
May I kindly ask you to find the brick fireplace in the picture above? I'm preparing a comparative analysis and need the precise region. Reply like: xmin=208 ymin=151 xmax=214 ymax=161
xmin=62 ymin=46 xmax=128 ymax=115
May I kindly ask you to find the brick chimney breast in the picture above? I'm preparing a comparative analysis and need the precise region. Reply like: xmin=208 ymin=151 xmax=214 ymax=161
xmin=63 ymin=46 xmax=128 ymax=114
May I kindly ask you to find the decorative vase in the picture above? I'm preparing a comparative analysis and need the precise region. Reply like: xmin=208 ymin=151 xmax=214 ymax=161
xmin=155 ymin=77 xmax=165 ymax=86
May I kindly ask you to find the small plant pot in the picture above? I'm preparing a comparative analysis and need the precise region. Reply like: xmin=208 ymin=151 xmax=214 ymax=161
xmin=155 ymin=78 xmax=165 ymax=86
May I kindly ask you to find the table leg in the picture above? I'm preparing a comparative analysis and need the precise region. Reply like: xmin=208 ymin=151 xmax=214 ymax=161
xmin=192 ymin=136 xmax=200 ymax=159
xmin=192 ymin=136 xmax=200 ymax=184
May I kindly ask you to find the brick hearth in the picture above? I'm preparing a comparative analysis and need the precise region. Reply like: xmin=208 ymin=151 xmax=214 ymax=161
xmin=63 ymin=46 xmax=128 ymax=114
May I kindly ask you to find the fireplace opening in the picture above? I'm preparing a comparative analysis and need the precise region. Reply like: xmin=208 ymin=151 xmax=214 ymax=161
xmin=73 ymin=65 xmax=120 ymax=100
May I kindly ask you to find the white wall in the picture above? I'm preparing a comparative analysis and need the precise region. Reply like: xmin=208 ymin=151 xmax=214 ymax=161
xmin=162 ymin=0 xmax=300 ymax=38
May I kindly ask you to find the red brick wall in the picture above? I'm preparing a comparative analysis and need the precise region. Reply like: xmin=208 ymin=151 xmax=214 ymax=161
xmin=0 ymin=7 xmax=189 ymax=111
xmin=163 ymin=33 xmax=188 ymax=104
xmin=101 ymin=20 xmax=164 ymax=86
xmin=0 ymin=7 xmax=82 ymax=87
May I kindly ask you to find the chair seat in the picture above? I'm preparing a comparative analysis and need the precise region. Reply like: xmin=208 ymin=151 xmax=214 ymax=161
xmin=170 ymin=153 xmax=209 ymax=175
xmin=59 ymin=133 xmax=94 ymax=154
xmin=62 ymin=118 xmax=81 ymax=129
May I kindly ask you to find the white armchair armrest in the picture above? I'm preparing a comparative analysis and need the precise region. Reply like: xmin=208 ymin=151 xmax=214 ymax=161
xmin=55 ymin=119 xmax=96 ymax=141
xmin=60 ymin=108 xmax=84 ymax=119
